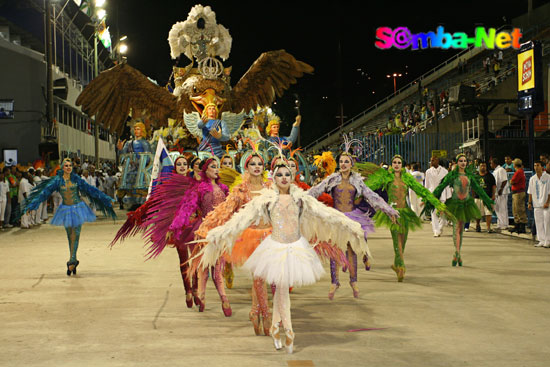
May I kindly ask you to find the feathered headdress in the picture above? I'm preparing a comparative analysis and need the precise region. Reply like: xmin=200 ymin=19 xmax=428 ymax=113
xmin=265 ymin=139 xmax=291 ymax=176
xmin=243 ymin=138 xmax=265 ymax=167
xmin=339 ymin=133 xmax=363 ymax=165
xmin=313 ymin=151 xmax=337 ymax=176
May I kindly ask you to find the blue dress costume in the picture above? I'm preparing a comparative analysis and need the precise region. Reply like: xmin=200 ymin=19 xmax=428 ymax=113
xmin=267 ymin=125 xmax=299 ymax=149
xmin=22 ymin=171 xmax=116 ymax=274
xmin=120 ymin=138 xmax=151 ymax=154
xmin=197 ymin=119 xmax=230 ymax=158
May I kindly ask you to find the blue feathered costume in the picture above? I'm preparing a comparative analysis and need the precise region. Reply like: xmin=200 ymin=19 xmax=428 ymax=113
xmin=22 ymin=169 xmax=116 ymax=275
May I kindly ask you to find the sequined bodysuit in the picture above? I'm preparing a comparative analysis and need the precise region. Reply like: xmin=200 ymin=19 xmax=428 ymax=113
xmin=332 ymin=180 xmax=356 ymax=213
xmin=60 ymin=179 xmax=82 ymax=206
xmin=271 ymin=195 xmax=301 ymax=243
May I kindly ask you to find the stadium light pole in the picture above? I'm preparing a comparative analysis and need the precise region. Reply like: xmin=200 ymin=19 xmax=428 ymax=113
xmin=387 ymin=73 xmax=402 ymax=95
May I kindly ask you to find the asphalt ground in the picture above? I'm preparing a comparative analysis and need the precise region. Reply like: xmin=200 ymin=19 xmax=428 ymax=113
xmin=1 ymin=211 xmax=549 ymax=367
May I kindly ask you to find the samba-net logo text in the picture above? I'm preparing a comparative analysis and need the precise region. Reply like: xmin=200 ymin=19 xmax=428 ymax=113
xmin=375 ymin=26 xmax=522 ymax=50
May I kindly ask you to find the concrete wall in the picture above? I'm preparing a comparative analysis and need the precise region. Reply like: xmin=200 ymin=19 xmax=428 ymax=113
xmin=0 ymin=36 xmax=45 ymax=164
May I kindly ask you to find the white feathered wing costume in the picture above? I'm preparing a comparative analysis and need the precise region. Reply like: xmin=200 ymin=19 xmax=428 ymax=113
xmin=199 ymin=184 xmax=370 ymax=286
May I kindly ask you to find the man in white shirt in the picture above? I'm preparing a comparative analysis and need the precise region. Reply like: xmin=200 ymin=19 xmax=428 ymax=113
xmin=18 ymin=172 xmax=33 ymax=229
xmin=491 ymin=158 xmax=510 ymax=230
xmin=425 ymin=156 xmax=450 ymax=236
xmin=0 ymin=170 xmax=8 ymax=230
xmin=409 ymin=163 xmax=425 ymax=217
xmin=528 ymin=161 xmax=550 ymax=247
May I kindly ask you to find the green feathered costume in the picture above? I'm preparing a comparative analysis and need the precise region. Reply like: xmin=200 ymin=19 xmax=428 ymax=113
xmin=359 ymin=162 xmax=455 ymax=280
xmin=424 ymin=166 xmax=494 ymax=222
xmin=423 ymin=165 xmax=494 ymax=266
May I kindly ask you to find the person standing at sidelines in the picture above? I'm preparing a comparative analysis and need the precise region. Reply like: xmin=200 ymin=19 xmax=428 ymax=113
xmin=528 ymin=161 xmax=550 ymax=247
xmin=425 ymin=156 xmax=451 ymax=237
xmin=0 ymin=170 xmax=8 ymax=230
xmin=491 ymin=158 xmax=510 ymax=231
xmin=474 ymin=161 xmax=496 ymax=233
xmin=510 ymin=159 xmax=527 ymax=234
xmin=409 ymin=163 xmax=425 ymax=217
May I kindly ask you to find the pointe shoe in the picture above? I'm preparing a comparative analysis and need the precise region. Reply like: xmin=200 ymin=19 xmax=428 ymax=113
xmin=198 ymin=294 xmax=206 ymax=312
xmin=363 ymin=255 xmax=371 ymax=271
xmin=270 ymin=325 xmax=283 ymax=350
xmin=328 ymin=283 xmax=340 ymax=300
xmin=185 ymin=293 xmax=193 ymax=309
xmin=262 ymin=312 xmax=272 ymax=336
xmin=350 ymin=281 xmax=359 ymax=298
xmin=397 ymin=266 xmax=405 ymax=282
xmin=249 ymin=310 xmax=261 ymax=336
xmin=221 ymin=296 xmax=232 ymax=317
xmin=285 ymin=329 xmax=295 ymax=354
xmin=192 ymin=290 xmax=200 ymax=306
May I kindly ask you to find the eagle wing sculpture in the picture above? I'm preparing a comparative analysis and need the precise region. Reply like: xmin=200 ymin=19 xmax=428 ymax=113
xmin=75 ymin=63 xmax=180 ymax=134
xmin=230 ymin=50 xmax=314 ymax=113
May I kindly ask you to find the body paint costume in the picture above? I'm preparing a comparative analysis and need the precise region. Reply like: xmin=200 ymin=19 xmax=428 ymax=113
xmin=425 ymin=157 xmax=493 ymax=266
xmin=363 ymin=161 xmax=454 ymax=281
xmin=22 ymin=168 xmax=116 ymax=275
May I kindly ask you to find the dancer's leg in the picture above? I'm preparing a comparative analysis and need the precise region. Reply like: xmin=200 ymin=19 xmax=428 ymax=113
xmin=452 ymin=221 xmax=464 ymax=266
xmin=347 ymin=244 xmax=359 ymax=297
xmin=176 ymin=247 xmax=193 ymax=307
xmin=274 ymin=284 xmax=294 ymax=353
xmin=328 ymin=259 xmax=340 ymax=299
xmin=65 ymin=225 xmax=81 ymax=274
xmin=213 ymin=260 xmax=232 ymax=316
xmin=253 ymin=278 xmax=270 ymax=335
xmin=196 ymin=268 xmax=208 ymax=311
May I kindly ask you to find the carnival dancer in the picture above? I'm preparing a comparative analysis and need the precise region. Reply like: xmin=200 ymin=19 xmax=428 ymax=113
xmin=197 ymin=160 xmax=369 ymax=354
xmin=425 ymin=154 xmax=493 ymax=266
xmin=194 ymin=147 xmax=273 ymax=334
xmin=197 ymin=103 xmax=230 ymax=158
xmin=163 ymin=158 xmax=232 ymax=315
xmin=363 ymin=155 xmax=454 ymax=281
xmin=21 ymin=158 xmax=116 ymax=275
xmin=425 ymin=156 xmax=451 ymax=237
xmin=111 ymin=154 xmax=201 ymax=308
xmin=308 ymin=138 xmax=398 ymax=299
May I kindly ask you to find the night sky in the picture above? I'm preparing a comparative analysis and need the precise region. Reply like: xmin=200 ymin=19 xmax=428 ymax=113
xmin=99 ymin=1 xmax=542 ymax=144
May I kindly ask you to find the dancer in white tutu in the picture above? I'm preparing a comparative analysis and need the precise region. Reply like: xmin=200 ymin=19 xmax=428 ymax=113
xmin=197 ymin=158 xmax=369 ymax=354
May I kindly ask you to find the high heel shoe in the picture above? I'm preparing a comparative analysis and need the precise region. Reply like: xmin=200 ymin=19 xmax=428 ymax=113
xmin=262 ymin=312 xmax=272 ymax=336
xmin=221 ymin=296 xmax=232 ymax=317
xmin=397 ymin=266 xmax=405 ymax=282
xmin=192 ymin=290 xmax=200 ymax=307
xmin=285 ymin=329 xmax=295 ymax=354
xmin=328 ymin=283 xmax=340 ymax=300
xmin=452 ymin=252 xmax=458 ymax=267
xmin=185 ymin=293 xmax=193 ymax=308
xmin=363 ymin=255 xmax=371 ymax=271
xmin=457 ymin=253 xmax=463 ymax=267
xmin=66 ymin=260 xmax=79 ymax=276
xmin=350 ymin=281 xmax=359 ymax=298
xmin=270 ymin=325 xmax=283 ymax=350
xmin=249 ymin=310 xmax=261 ymax=336
xmin=198 ymin=293 xmax=206 ymax=312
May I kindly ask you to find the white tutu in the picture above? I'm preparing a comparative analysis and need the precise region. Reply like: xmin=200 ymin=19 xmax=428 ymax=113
xmin=243 ymin=235 xmax=325 ymax=287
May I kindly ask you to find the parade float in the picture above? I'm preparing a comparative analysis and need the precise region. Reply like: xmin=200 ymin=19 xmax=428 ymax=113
xmin=76 ymin=4 xmax=313 ymax=206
